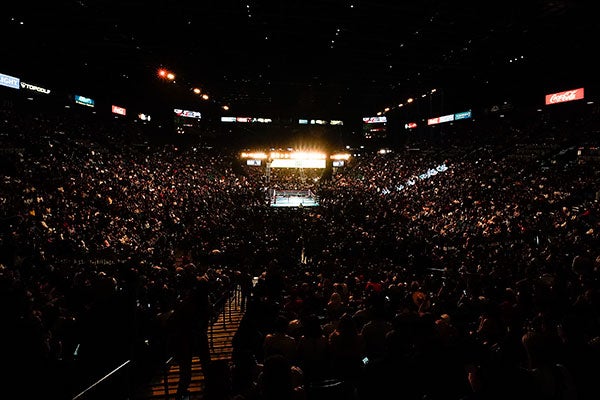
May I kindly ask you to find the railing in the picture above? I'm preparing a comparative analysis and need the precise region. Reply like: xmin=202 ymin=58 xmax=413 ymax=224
xmin=71 ymin=360 xmax=133 ymax=400
xmin=209 ymin=284 xmax=240 ymax=348
xmin=161 ymin=356 xmax=174 ymax=400
xmin=70 ymin=284 xmax=241 ymax=400
xmin=160 ymin=284 xmax=241 ymax=399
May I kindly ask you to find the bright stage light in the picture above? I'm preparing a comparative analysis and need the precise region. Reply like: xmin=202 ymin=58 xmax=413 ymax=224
xmin=240 ymin=152 xmax=268 ymax=159
xmin=330 ymin=153 xmax=351 ymax=160
xmin=290 ymin=151 xmax=326 ymax=160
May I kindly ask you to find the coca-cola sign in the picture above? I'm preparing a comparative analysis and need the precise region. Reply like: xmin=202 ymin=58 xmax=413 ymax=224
xmin=545 ymin=88 xmax=584 ymax=105
xmin=111 ymin=105 xmax=126 ymax=116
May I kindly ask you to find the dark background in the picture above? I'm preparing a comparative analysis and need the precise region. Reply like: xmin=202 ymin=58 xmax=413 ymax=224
xmin=1 ymin=1 xmax=597 ymax=146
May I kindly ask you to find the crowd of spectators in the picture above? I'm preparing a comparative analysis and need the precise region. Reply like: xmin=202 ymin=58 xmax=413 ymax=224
xmin=1 ymin=103 xmax=599 ymax=399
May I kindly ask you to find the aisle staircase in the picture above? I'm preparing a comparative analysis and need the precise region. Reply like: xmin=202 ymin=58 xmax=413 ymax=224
xmin=137 ymin=288 xmax=245 ymax=399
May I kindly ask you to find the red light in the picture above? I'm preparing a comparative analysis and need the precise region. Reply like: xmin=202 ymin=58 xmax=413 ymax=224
xmin=158 ymin=68 xmax=175 ymax=81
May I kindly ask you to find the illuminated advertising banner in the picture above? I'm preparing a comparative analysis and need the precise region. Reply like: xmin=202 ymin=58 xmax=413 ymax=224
xmin=405 ymin=122 xmax=417 ymax=129
xmin=300 ymin=119 xmax=332 ymax=125
xmin=111 ymin=105 xmax=126 ymax=116
xmin=428 ymin=113 xmax=454 ymax=125
xmin=363 ymin=116 xmax=387 ymax=123
xmin=138 ymin=113 xmax=151 ymax=121
xmin=0 ymin=72 xmax=20 ymax=89
xmin=247 ymin=117 xmax=269 ymax=123
xmin=246 ymin=159 xmax=262 ymax=166
xmin=227 ymin=117 xmax=272 ymax=123
xmin=545 ymin=88 xmax=584 ymax=105
xmin=174 ymin=109 xmax=201 ymax=119
xmin=439 ymin=114 xmax=455 ymax=123
xmin=271 ymin=159 xmax=326 ymax=169
xmin=454 ymin=110 xmax=472 ymax=120
xmin=332 ymin=160 xmax=345 ymax=167
xmin=75 ymin=95 xmax=95 ymax=107
xmin=20 ymin=82 xmax=51 ymax=94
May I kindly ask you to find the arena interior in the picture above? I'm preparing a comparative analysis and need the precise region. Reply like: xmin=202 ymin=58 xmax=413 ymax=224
xmin=1 ymin=2 xmax=599 ymax=400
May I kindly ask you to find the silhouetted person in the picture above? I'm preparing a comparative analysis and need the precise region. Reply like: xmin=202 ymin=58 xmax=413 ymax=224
xmin=169 ymin=276 xmax=213 ymax=399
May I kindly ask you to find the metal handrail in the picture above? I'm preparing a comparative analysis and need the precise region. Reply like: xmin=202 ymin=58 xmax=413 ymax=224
xmin=162 ymin=284 xmax=240 ymax=398
xmin=68 ymin=284 xmax=241 ymax=400
xmin=72 ymin=359 xmax=132 ymax=400
xmin=209 ymin=285 xmax=236 ymax=348
xmin=162 ymin=356 xmax=174 ymax=399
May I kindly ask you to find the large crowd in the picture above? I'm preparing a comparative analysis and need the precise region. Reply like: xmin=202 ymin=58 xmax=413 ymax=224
xmin=1 ymin=104 xmax=599 ymax=400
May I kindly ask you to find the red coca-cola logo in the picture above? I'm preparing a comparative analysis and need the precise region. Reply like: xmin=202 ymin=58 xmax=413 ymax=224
xmin=545 ymin=88 xmax=584 ymax=105
xmin=550 ymin=90 xmax=577 ymax=103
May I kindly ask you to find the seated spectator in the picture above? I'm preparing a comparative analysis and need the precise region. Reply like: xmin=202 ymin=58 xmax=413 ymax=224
xmin=326 ymin=291 xmax=346 ymax=322
xmin=327 ymin=312 xmax=365 ymax=384
xmin=522 ymin=331 xmax=577 ymax=400
xmin=256 ymin=354 xmax=306 ymax=400
xmin=359 ymin=299 xmax=392 ymax=362
xmin=263 ymin=314 xmax=297 ymax=362
xmin=296 ymin=313 xmax=330 ymax=384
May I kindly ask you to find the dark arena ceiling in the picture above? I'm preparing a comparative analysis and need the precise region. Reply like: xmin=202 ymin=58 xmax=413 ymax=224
xmin=2 ymin=1 xmax=597 ymax=122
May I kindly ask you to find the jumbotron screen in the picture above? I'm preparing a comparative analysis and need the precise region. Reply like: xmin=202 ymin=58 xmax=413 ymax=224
xmin=174 ymin=108 xmax=202 ymax=134
xmin=362 ymin=116 xmax=387 ymax=139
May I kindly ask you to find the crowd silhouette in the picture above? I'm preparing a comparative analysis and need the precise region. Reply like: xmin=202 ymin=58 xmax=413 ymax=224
xmin=1 ymin=103 xmax=599 ymax=399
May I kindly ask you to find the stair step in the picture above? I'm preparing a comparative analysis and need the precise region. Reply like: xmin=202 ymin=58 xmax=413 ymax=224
xmin=136 ymin=291 xmax=244 ymax=399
